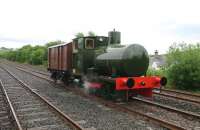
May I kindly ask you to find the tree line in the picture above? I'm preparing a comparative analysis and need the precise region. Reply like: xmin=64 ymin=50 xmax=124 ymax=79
xmin=0 ymin=40 xmax=63 ymax=65
xmin=0 ymin=31 xmax=95 ymax=65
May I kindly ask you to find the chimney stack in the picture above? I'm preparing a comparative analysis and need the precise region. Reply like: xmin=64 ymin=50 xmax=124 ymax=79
xmin=155 ymin=50 xmax=158 ymax=55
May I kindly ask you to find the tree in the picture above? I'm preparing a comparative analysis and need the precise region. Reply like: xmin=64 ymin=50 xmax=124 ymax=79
xmin=45 ymin=40 xmax=63 ymax=48
xmin=75 ymin=32 xmax=84 ymax=38
xmin=166 ymin=43 xmax=200 ymax=90
xmin=22 ymin=45 xmax=32 ymax=61
xmin=0 ymin=41 xmax=64 ymax=65
xmin=15 ymin=45 xmax=32 ymax=63
xmin=6 ymin=50 xmax=17 ymax=61
xmin=0 ymin=47 xmax=12 ymax=59
xmin=30 ymin=47 xmax=45 ymax=65
xmin=88 ymin=31 xmax=95 ymax=36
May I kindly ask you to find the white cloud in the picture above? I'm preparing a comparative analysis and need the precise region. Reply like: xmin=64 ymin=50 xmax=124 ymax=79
xmin=0 ymin=0 xmax=200 ymax=54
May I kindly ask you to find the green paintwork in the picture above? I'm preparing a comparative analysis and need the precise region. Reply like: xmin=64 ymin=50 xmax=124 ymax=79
xmin=72 ymin=31 xmax=149 ymax=77
xmin=73 ymin=36 xmax=108 ymax=74
xmin=95 ymin=44 xmax=149 ymax=77
xmin=108 ymin=31 xmax=121 ymax=44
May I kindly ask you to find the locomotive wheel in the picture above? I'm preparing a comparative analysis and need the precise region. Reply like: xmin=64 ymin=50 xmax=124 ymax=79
xmin=100 ymin=84 xmax=115 ymax=100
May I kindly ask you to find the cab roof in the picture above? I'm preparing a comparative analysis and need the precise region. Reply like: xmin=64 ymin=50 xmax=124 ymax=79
xmin=48 ymin=36 xmax=108 ymax=49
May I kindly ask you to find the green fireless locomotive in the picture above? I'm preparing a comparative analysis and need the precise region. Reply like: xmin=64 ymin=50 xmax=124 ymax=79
xmin=48 ymin=30 xmax=167 ymax=100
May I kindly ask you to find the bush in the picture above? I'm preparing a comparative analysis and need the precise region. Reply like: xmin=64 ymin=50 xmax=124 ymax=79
xmin=166 ymin=43 xmax=200 ymax=90
xmin=147 ymin=67 xmax=167 ymax=77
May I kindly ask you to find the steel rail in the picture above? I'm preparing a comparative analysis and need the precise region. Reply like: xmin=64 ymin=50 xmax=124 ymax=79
xmin=74 ymin=90 xmax=187 ymax=130
xmin=0 ymin=80 xmax=23 ymax=130
xmin=2 ymin=66 xmax=84 ymax=130
xmin=18 ymin=66 xmax=200 ymax=105
xmin=4 ymin=62 xmax=49 ymax=76
xmin=156 ymin=88 xmax=200 ymax=98
xmin=154 ymin=92 xmax=200 ymax=104
xmin=17 ymin=67 xmax=53 ymax=81
xmin=30 ymin=69 xmax=49 ymax=76
xmin=132 ymin=97 xmax=200 ymax=119
xmin=19 ymin=65 xmax=200 ymax=101
xmin=18 ymin=65 xmax=50 ymax=76
xmin=16 ymin=67 xmax=186 ymax=130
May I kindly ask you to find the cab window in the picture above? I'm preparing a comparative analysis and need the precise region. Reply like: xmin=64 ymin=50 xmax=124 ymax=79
xmin=85 ymin=38 xmax=94 ymax=49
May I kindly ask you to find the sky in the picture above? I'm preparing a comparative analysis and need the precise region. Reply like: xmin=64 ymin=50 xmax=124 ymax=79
xmin=0 ymin=0 xmax=200 ymax=54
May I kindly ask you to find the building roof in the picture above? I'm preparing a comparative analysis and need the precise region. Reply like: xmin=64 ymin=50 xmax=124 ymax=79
xmin=149 ymin=54 xmax=166 ymax=68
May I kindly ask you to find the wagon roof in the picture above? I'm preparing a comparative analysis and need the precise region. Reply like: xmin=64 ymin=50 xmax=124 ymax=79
xmin=48 ymin=42 xmax=69 ymax=49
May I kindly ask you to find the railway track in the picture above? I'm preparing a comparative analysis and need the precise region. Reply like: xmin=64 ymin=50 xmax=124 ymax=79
xmin=0 ymin=66 xmax=84 ymax=130
xmin=154 ymin=88 xmax=200 ymax=104
xmin=132 ymin=97 xmax=200 ymax=118
xmin=17 ymin=65 xmax=50 ymax=76
xmin=3 ymin=64 xmax=170 ymax=129
xmin=3 ymin=61 xmax=200 ymax=129
xmin=121 ymin=98 xmax=200 ymax=129
xmin=13 ymin=62 xmax=200 ymax=105
xmin=161 ymin=88 xmax=200 ymax=98
xmin=16 ymin=66 xmax=200 ymax=106
xmin=15 ymin=66 xmax=194 ymax=130
xmin=3 ymin=60 xmax=50 ymax=76
xmin=73 ymin=89 xmax=200 ymax=130
xmin=0 ymin=80 xmax=22 ymax=130
xmin=26 ymin=65 xmax=200 ymax=105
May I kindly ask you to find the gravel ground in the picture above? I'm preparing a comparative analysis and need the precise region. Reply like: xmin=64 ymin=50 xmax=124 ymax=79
xmin=151 ymin=95 xmax=200 ymax=115
xmin=13 ymin=60 xmax=200 ymax=113
xmin=3 ymin=64 xmax=168 ymax=130
xmin=121 ymin=99 xmax=200 ymax=130
xmin=0 ymin=67 xmax=73 ymax=130
xmin=15 ymin=61 xmax=200 ymax=114
xmin=158 ymin=90 xmax=200 ymax=103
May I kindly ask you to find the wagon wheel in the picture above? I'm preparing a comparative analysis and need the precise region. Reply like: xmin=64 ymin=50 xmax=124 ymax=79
xmin=61 ymin=74 xmax=70 ymax=85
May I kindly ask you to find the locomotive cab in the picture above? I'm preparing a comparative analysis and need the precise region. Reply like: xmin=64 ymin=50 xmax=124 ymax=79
xmin=72 ymin=36 xmax=108 ymax=75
